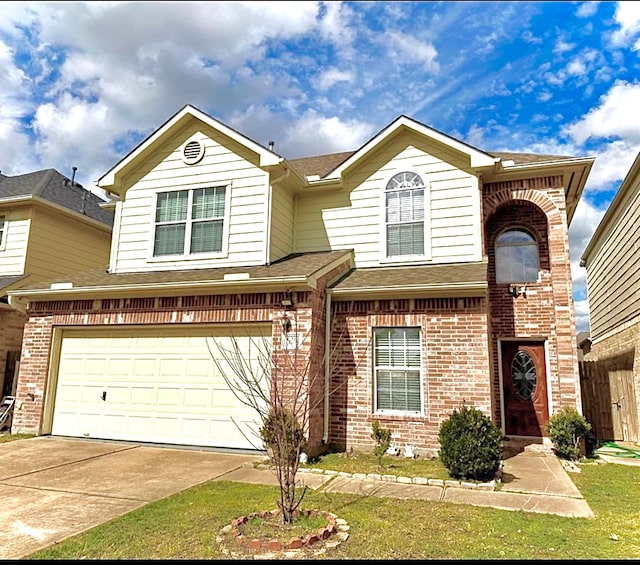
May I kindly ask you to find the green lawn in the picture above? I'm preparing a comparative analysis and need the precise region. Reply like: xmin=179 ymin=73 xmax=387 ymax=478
xmin=26 ymin=459 xmax=640 ymax=560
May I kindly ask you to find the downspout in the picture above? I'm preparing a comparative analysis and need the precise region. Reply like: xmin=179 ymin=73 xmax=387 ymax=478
xmin=323 ymin=290 xmax=332 ymax=444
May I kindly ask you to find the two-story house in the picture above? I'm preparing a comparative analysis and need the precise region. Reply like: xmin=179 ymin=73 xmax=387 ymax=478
xmin=580 ymin=151 xmax=640 ymax=443
xmin=7 ymin=105 xmax=593 ymax=456
xmin=0 ymin=169 xmax=113 ymax=402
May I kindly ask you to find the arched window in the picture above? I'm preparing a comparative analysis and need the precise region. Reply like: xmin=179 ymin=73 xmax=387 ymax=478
xmin=495 ymin=229 xmax=539 ymax=283
xmin=385 ymin=172 xmax=425 ymax=257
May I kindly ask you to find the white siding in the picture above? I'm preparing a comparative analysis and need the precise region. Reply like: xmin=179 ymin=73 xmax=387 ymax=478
xmin=587 ymin=185 xmax=640 ymax=338
xmin=269 ymin=183 xmax=294 ymax=262
xmin=0 ymin=207 xmax=30 ymax=275
xmin=111 ymin=123 xmax=270 ymax=273
xmin=25 ymin=206 xmax=111 ymax=281
xmin=294 ymin=140 xmax=483 ymax=267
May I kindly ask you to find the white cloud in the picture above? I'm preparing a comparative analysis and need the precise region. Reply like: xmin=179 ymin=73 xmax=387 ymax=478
xmin=583 ymin=140 xmax=640 ymax=193
xmin=610 ymin=1 xmax=640 ymax=47
xmin=280 ymin=110 xmax=375 ymax=158
xmin=576 ymin=2 xmax=599 ymax=18
xmin=564 ymin=80 xmax=640 ymax=145
xmin=316 ymin=68 xmax=355 ymax=92
xmin=383 ymin=32 xmax=439 ymax=73
xmin=574 ymin=298 xmax=591 ymax=333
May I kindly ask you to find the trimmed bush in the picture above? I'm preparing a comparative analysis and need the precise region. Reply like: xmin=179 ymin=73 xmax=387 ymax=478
xmin=546 ymin=407 xmax=592 ymax=461
xmin=438 ymin=405 xmax=503 ymax=481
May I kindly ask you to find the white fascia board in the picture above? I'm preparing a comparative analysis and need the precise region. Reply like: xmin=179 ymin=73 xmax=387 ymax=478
xmin=7 ymin=275 xmax=311 ymax=303
xmin=97 ymin=104 xmax=282 ymax=192
xmin=328 ymin=116 xmax=496 ymax=179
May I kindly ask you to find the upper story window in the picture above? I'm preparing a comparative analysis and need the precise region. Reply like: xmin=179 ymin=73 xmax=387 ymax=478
xmin=495 ymin=229 xmax=539 ymax=283
xmin=374 ymin=327 xmax=422 ymax=414
xmin=385 ymin=172 xmax=425 ymax=257
xmin=0 ymin=215 xmax=5 ymax=249
xmin=153 ymin=187 xmax=227 ymax=257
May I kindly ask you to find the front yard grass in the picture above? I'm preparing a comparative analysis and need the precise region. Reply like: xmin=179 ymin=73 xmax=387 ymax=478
xmin=27 ymin=460 xmax=640 ymax=560
xmin=301 ymin=450 xmax=451 ymax=480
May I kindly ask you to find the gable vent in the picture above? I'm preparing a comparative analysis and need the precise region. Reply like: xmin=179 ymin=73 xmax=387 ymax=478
xmin=182 ymin=139 xmax=205 ymax=164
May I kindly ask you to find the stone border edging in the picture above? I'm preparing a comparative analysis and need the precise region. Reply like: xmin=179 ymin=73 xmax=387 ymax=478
xmin=254 ymin=462 xmax=500 ymax=491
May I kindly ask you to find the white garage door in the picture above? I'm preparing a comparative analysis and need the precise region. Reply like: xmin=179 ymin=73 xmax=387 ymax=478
xmin=51 ymin=325 xmax=271 ymax=450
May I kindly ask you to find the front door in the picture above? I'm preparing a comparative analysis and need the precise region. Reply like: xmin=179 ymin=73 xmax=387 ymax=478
xmin=502 ymin=341 xmax=549 ymax=437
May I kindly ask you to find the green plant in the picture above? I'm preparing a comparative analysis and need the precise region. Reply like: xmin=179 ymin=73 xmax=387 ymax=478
xmin=546 ymin=406 xmax=592 ymax=461
xmin=371 ymin=419 xmax=392 ymax=467
xmin=438 ymin=404 xmax=503 ymax=481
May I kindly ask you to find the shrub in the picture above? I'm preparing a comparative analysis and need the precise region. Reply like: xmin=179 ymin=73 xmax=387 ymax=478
xmin=546 ymin=407 xmax=592 ymax=461
xmin=371 ymin=419 xmax=392 ymax=467
xmin=260 ymin=407 xmax=306 ymax=466
xmin=438 ymin=405 xmax=503 ymax=481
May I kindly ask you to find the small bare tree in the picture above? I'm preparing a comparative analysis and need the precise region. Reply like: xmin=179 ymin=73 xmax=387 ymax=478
xmin=208 ymin=300 xmax=367 ymax=524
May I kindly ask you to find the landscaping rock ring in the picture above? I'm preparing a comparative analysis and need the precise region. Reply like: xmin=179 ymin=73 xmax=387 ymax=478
xmin=217 ymin=509 xmax=350 ymax=559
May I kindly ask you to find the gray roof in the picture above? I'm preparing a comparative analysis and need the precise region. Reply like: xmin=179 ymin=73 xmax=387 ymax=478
xmin=330 ymin=261 xmax=488 ymax=296
xmin=0 ymin=169 xmax=113 ymax=226
xmin=11 ymin=250 xmax=353 ymax=295
xmin=288 ymin=150 xmax=579 ymax=179
xmin=0 ymin=274 xmax=28 ymax=294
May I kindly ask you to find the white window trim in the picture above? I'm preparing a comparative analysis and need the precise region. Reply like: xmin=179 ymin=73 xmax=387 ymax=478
xmin=0 ymin=213 xmax=7 ymax=251
xmin=147 ymin=185 xmax=231 ymax=262
xmin=379 ymin=170 xmax=431 ymax=264
xmin=373 ymin=326 xmax=424 ymax=416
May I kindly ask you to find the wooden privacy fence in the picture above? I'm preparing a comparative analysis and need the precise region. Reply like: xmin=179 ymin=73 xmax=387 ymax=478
xmin=579 ymin=349 xmax=639 ymax=443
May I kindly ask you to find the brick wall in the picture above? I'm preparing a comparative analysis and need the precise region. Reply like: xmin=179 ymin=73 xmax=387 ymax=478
xmin=12 ymin=261 xmax=353 ymax=455
xmin=483 ymin=176 xmax=581 ymax=424
xmin=328 ymin=297 xmax=490 ymax=454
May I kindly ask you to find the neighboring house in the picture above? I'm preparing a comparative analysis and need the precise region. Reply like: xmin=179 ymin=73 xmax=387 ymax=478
xmin=0 ymin=169 xmax=113 ymax=401
xmin=579 ymin=151 xmax=640 ymax=442
xmin=8 ymin=105 xmax=594 ymax=456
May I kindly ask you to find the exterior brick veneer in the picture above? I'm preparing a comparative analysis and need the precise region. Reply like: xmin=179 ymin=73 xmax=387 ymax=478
xmin=328 ymin=297 xmax=490 ymax=453
xmin=11 ymin=259 xmax=351 ymax=449
xmin=483 ymin=176 xmax=582 ymax=425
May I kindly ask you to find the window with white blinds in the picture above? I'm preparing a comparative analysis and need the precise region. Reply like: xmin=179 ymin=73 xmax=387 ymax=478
xmin=153 ymin=187 xmax=226 ymax=256
xmin=374 ymin=327 xmax=422 ymax=414
xmin=385 ymin=172 xmax=425 ymax=257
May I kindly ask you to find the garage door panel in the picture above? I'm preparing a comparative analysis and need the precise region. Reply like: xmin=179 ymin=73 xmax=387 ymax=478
xmin=52 ymin=326 xmax=271 ymax=450
xmin=130 ymin=387 xmax=154 ymax=407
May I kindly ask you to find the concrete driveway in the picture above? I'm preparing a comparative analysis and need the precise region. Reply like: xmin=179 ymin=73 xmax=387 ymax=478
xmin=0 ymin=436 xmax=261 ymax=559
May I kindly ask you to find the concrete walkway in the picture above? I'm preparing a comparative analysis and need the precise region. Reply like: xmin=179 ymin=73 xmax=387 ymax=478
xmin=0 ymin=436 xmax=594 ymax=559
xmin=221 ymin=444 xmax=595 ymax=519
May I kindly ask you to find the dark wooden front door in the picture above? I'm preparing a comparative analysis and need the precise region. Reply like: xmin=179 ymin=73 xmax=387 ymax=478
xmin=502 ymin=341 xmax=549 ymax=437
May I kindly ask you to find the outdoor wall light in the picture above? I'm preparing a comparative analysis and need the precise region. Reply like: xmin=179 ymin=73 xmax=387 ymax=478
xmin=508 ymin=284 xmax=527 ymax=298
xmin=280 ymin=315 xmax=292 ymax=334
xmin=280 ymin=290 xmax=294 ymax=309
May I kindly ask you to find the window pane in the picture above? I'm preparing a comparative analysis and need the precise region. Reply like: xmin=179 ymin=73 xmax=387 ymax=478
xmin=154 ymin=224 xmax=185 ymax=256
xmin=0 ymin=215 xmax=4 ymax=245
xmin=156 ymin=191 xmax=188 ymax=222
xmin=192 ymin=187 xmax=225 ymax=220
xmin=374 ymin=328 xmax=421 ymax=413
xmin=191 ymin=220 xmax=223 ymax=253
xmin=387 ymin=223 xmax=424 ymax=256
xmin=495 ymin=229 xmax=539 ymax=283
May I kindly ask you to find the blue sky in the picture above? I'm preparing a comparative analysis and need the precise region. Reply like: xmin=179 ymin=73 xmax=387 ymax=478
xmin=1 ymin=1 xmax=640 ymax=333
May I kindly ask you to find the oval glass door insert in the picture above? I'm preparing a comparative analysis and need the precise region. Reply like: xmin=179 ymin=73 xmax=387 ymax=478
xmin=511 ymin=350 xmax=537 ymax=400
